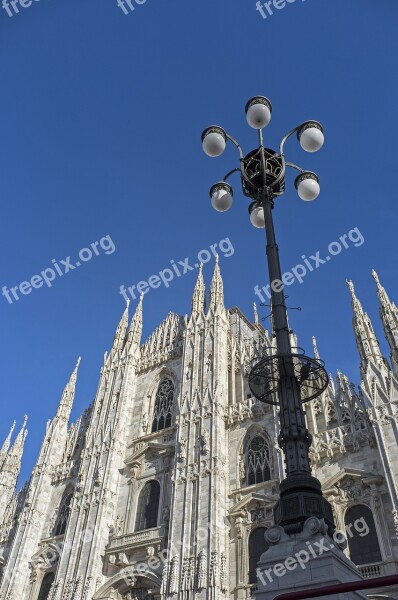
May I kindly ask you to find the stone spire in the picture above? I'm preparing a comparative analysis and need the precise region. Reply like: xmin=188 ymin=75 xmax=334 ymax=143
xmin=9 ymin=416 xmax=28 ymax=463
xmin=347 ymin=279 xmax=387 ymax=373
xmin=0 ymin=421 xmax=16 ymax=467
xmin=128 ymin=293 xmax=144 ymax=348
xmin=372 ymin=269 xmax=398 ymax=372
xmin=113 ymin=300 xmax=130 ymax=351
xmin=191 ymin=263 xmax=206 ymax=316
xmin=254 ymin=302 xmax=259 ymax=325
xmin=56 ymin=358 xmax=81 ymax=423
xmin=0 ymin=416 xmax=28 ymax=517
xmin=312 ymin=336 xmax=320 ymax=361
xmin=209 ymin=255 xmax=225 ymax=312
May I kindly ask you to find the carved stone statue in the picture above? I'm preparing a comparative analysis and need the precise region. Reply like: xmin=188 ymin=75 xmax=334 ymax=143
xmin=179 ymin=438 xmax=187 ymax=461
xmin=141 ymin=413 xmax=148 ymax=434
xmin=239 ymin=457 xmax=245 ymax=482
xmin=201 ymin=430 xmax=209 ymax=455
xmin=162 ymin=505 xmax=170 ymax=523
xmin=186 ymin=362 xmax=193 ymax=380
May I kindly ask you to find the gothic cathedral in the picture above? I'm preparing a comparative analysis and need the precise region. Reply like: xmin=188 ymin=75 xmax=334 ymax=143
xmin=1 ymin=261 xmax=398 ymax=600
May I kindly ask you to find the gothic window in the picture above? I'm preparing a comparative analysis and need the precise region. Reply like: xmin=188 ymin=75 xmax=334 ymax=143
xmin=246 ymin=436 xmax=271 ymax=486
xmin=135 ymin=480 xmax=161 ymax=532
xmin=54 ymin=493 xmax=73 ymax=536
xmin=249 ymin=528 xmax=269 ymax=584
xmin=37 ymin=572 xmax=55 ymax=600
xmin=345 ymin=505 xmax=382 ymax=565
xmin=151 ymin=379 xmax=174 ymax=433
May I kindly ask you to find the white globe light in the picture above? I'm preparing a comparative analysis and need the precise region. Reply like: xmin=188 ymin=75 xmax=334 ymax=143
xmin=202 ymin=127 xmax=227 ymax=157
xmin=245 ymin=96 xmax=272 ymax=129
xmin=298 ymin=123 xmax=325 ymax=152
xmin=250 ymin=205 xmax=265 ymax=228
xmin=210 ymin=183 xmax=233 ymax=212
xmin=246 ymin=103 xmax=271 ymax=129
xmin=295 ymin=173 xmax=320 ymax=201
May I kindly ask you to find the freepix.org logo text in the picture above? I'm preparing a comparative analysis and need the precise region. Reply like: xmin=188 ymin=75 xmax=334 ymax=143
xmin=256 ymin=0 xmax=306 ymax=20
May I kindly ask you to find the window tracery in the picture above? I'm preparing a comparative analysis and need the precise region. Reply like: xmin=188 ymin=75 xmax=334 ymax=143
xmin=151 ymin=379 xmax=174 ymax=433
xmin=246 ymin=435 xmax=271 ymax=486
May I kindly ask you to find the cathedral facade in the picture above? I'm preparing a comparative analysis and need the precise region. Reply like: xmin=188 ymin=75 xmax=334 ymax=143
xmin=1 ymin=261 xmax=398 ymax=600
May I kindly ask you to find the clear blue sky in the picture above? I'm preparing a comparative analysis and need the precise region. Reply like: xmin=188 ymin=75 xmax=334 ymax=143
xmin=0 ymin=0 xmax=397 ymax=484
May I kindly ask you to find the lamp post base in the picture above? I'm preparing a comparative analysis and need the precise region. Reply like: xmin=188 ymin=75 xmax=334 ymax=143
xmin=254 ymin=517 xmax=366 ymax=600
xmin=274 ymin=475 xmax=335 ymax=535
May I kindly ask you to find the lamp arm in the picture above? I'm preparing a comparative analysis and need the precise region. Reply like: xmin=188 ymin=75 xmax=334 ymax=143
xmin=222 ymin=168 xmax=241 ymax=182
xmin=279 ymin=123 xmax=306 ymax=155
xmin=285 ymin=161 xmax=305 ymax=173
xmin=226 ymin=133 xmax=244 ymax=159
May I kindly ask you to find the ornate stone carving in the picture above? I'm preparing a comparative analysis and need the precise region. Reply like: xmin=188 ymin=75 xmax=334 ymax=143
xmin=250 ymin=506 xmax=266 ymax=523
xmin=210 ymin=551 xmax=219 ymax=587
xmin=393 ymin=509 xmax=398 ymax=536
xmin=169 ymin=556 xmax=179 ymax=594
xmin=73 ymin=576 xmax=83 ymax=597
xmin=61 ymin=579 xmax=74 ymax=600
xmin=220 ymin=552 xmax=227 ymax=593
xmin=123 ymin=590 xmax=151 ymax=600
xmin=181 ymin=556 xmax=195 ymax=591
xmin=339 ymin=478 xmax=369 ymax=500
xmin=160 ymin=559 xmax=169 ymax=595
xmin=51 ymin=578 xmax=64 ymax=600
xmin=197 ymin=549 xmax=207 ymax=590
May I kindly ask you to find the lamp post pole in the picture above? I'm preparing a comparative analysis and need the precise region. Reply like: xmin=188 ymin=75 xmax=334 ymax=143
xmin=202 ymin=96 xmax=334 ymax=534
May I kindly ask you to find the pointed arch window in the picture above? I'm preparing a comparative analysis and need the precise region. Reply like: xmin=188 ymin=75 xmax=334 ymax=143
xmin=249 ymin=527 xmax=269 ymax=584
xmin=151 ymin=379 xmax=174 ymax=433
xmin=246 ymin=435 xmax=271 ymax=486
xmin=135 ymin=480 xmax=161 ymax=532
xmin=345 ymin=505 xmax=382 ymax=565
xmin=54 ymin=493 xmax=73 ymax=536
xmin=37 ymin=572 xmax=55 ymax=600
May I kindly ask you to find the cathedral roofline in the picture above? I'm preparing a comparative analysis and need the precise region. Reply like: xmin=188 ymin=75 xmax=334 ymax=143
xmin=228 ymin=306 xmax=258 ymax=332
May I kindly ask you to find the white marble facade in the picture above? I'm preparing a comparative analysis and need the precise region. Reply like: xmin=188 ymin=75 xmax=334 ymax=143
xmin=1 ymin=263 xmax=398 ymax=600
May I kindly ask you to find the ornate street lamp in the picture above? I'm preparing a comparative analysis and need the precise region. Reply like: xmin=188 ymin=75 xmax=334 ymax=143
xmin=201 ymin=96 xmax=334 ymax=535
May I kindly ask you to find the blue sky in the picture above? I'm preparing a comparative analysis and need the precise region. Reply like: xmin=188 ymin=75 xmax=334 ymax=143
xmin=0 ymin=0 xmax=397 ymax=484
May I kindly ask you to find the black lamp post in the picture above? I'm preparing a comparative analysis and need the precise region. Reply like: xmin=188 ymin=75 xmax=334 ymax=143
xmin=201 ymin=96 xmax=335 ymax=535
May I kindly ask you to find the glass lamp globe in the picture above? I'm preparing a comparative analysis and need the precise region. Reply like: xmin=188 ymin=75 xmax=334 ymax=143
xmin=295 ymin=172 xmax=320 ymax=201
xmin=250 ymin=205 xmax=265 ymax=228
xmin=210 ymin=182 xmax=233 ymax=212
xmin=201 ymin=126 xmax=227 ymax=157
xmin=245 ymin=96 xmax=272 ymax=129
xmin=297 ymin=121 xmax=324 ymax=152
